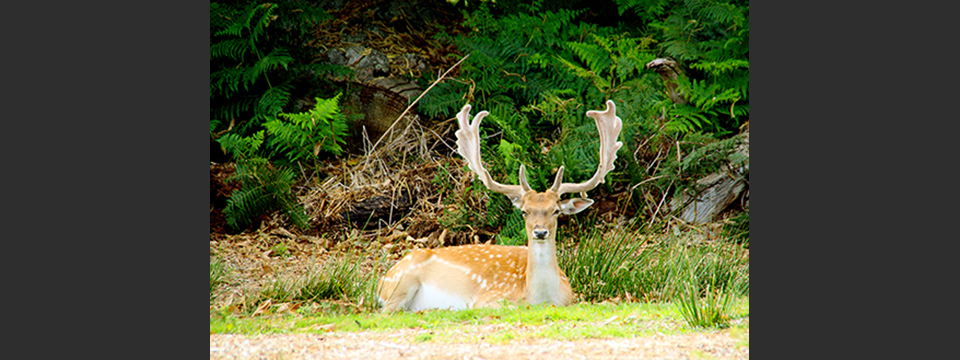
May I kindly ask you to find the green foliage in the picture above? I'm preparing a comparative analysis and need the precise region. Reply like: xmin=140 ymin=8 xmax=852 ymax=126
xmin=418 ymin=0 xmax=749 ymax=236
xmin=217 ymin=131 xmax=309 ymax=231
xmin=214 ymin=96 xmax=348 ymax=232
xmin=222 ymin=157 xmax=309 ymax=231
xmin=635 ymin=0 xmax=750 ymax=134
xmin=438 ymin=181 xmax=515 ymax=235
xmin=294 ymin=253 xmax=375 ymax=308
xmin=210 ymin=1 xmax=347 ymax=141
xmin=721 ymin=211 xmax=749 ymax=246
xmin=677 ymin=134 xmax=746 ymax=179
xmin=210 ymin=2 xmax=353 ymax=233
xmin=263 ymin=94 xmax=349 ymax=165
xmin=647 ymin=131 xmax=747 ymax=219
xmin=662 ymin=237 xmax=749 ymax=300
xmin=676 ymin=280 xmax=737 ymax=328
xmin=559 ymin=225 xmax=749 ymax=303
xmin=217 ymin=130 xmax=265 ymax=160
xmin=240 ymin=252 xmax=382 ymax=315
xmin=558 ymin=33 xmax=658 ymax=95
xmin=420 ymin=0 xmax=601 ymax=192
xmin=672 ymin=237 xmax=746 ymax=328
xmin=660 ymin=74 xmax=748 ymax=134
xmin=269 ymin=242 xmax=290 ymax=259
xmin=494 ymin=208 xmax=526 ymax=246
xmin=560 ymin=229 xmax=648 ymax=302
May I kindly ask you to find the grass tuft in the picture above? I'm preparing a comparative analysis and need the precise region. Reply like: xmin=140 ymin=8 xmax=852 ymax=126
xmin=560 ymin=227 xmax=648 ymax=302
xmin=210 ymin=256 xmax=228 ymax=297
xmin=675 ymin=282 xmax=736 ymax=328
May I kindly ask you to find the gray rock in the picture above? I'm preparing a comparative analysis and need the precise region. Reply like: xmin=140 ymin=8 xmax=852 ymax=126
xmin=356 ymin=49 xmax=391 ymax=75
xmin=325 ymin=48 xmax=348 ymax=66
xmin=343 ymin=46 xmax=365 ymax=66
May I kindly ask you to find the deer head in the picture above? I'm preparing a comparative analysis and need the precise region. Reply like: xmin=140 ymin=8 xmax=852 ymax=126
xmin=454 ymin=99 xmax=624 ymax=243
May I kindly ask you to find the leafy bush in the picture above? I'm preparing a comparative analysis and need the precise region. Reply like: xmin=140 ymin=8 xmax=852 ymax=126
xmin=263 ymin=94 xmax=349 ymax=165
xmin=633 ymin=0 xmax=750 ymax=135
xmin=210 ymin=1 xmax=348 ymax=141
xmin=222 ymin=157 xmax=309 ymax=231
xmin=216 ymin=130 xmax=309 ymax=231
xmin=419 ymin=0 xmax=749 ymax=230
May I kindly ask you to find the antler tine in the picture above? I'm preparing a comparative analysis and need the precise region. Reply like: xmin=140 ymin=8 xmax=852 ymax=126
xmin=554 ymin=100 xmax=624 ymax=196
xmin=455 ymin=104 xmax=528 ymax=202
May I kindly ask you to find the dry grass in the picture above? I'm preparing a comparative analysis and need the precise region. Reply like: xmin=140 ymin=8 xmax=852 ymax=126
xmin=210 ymin=113 xmax=498 ymax=314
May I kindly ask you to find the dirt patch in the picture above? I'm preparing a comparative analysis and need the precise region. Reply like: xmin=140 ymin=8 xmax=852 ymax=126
xmin=210 ymin=327 xmax=749 ymax=359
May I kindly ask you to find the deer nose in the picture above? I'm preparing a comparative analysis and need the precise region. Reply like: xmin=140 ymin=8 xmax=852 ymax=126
xmin=533 ymin=229 xmax=549 ymax=239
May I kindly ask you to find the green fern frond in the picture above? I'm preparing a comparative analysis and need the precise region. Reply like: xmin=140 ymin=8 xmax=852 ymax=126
xmin=731 ymin=103 xmax=749 ymax=118
xmin=698 ymin=2 xmax=745 ymax=28
xmin=302 ymin=63 xmax=353 ymax=79
xmin=210 ymin=38 xmax=252 ymax=61
xmin=214 ymin=3 xmax=265 ymax=38
xmin=679 ymin=134 xmax=743 ymax=175
xmin=664 ymin=38 xmax=701 ymax=61
xmin=223 ymin=155 xmax=309 ymax=231
xmin=264 ymin=94 xmax=348 ymax=164
xmin=614 ymin=0 xmax=670 ymax=20
xmin=212 ymin=96 xmax=257 ymax=124
xmin=253 ymin=47 xmax=294 ymax=75
xmin=210 ymin=120 xmax=221 ymax=136
xmin=224 ymin=186 xmax=271 ymax=230
xmin=275 ymin=187 xmax=310 ymax=230
xmin=556 ymin=56 xmax=610 ymax=91
xmin=418 ymin=81 xmax=469 ymax=118
xmin=248 ymin=3 xmax=277 ymax=45
xmin=284 ymin=2 xmax=331 ymax=37
xmin=690 ymin=59 xmax=749 ymax=77
xmin=591 ymin=34 xmax=614 ymax=58
xmin=565 ymin=40 xmax=611 ymax=75
xmin=255 ymin=83 xmax=292 ymax=120
xmin=217 ymin=130 xmax=265 ymax=159
xmin=211 ymin=67 xmax=247 ymax=98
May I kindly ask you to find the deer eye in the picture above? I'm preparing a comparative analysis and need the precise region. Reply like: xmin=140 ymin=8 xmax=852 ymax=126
xmin=521 ymin=211 xmax=528 ymax=217
xmin=553 ymin=209 xmax=561 ymax=216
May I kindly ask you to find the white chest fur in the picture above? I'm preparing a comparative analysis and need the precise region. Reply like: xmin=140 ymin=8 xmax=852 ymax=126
xmin=524 ymin=242 xmax=562 ymax=305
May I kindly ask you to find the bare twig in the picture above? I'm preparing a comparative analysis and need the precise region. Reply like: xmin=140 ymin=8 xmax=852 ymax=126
xmin=629 ymin=175 xmax=666 ymax=193
xmin=633 ymin=122 xmax=667 ymax=162
xmin=364 ymin=54 xmax=471 ymax=163
xmin=649 ymin=179 xmax=674 ymax=227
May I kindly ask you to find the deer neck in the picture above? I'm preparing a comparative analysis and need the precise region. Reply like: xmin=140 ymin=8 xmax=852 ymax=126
xmin=524 ymin=236 xmax=562 ymax=305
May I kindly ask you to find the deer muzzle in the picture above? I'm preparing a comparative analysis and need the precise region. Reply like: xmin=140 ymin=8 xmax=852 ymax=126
xmin=532 ymin=227 xmax=549 ymax=240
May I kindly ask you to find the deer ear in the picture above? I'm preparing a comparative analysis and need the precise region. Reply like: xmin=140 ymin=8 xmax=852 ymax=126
xmin=558 ymin=197 xmax=594 ymax=215
xmin=510 ymin=196 xmax=524 ymax=209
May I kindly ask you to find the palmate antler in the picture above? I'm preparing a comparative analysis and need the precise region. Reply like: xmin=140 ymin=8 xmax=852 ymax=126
xmin=552 ymin=100 xmax=623 ymax=196
xmin=454 ymin=104 xmax=530 ymax=204
xmin=455 ymin=100 xmax=623 ymax=201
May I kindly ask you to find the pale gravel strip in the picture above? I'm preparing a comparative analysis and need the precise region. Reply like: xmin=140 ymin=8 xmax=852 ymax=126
xmin=210 ymin=328 xmax=748 ymax=360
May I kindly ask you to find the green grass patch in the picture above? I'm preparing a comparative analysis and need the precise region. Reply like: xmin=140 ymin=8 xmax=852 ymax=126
xmin=560 ymin=223 xmax=749 ymax=310
xmin=210 ymin=256 xmax=228 ymax=297
xmin=211 ymin=298 xmax=749 ymax=342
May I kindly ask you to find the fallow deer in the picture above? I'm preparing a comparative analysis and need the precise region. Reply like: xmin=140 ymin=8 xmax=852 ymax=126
xmin=377 ymin=100 xmax=623 ymax=312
